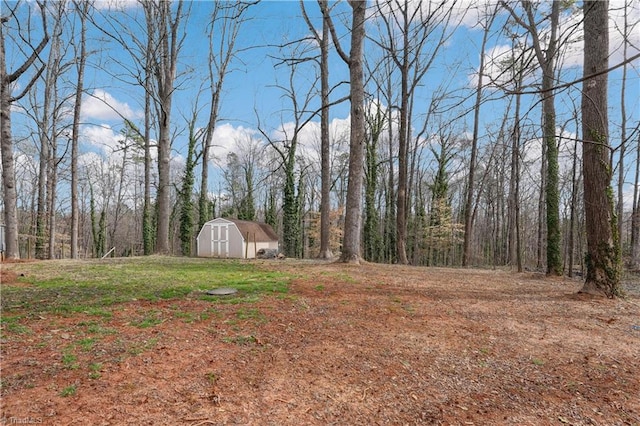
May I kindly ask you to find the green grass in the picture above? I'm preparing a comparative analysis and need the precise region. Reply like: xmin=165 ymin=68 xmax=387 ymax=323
xmin=60 ymin=384 xmax=77 ymax=397
xmin=77 ymin=337 xmax=97 ymax=351
xmin=235 ymin=307 xmax=267 ymax=323
xmin=0 ymin=315 xmax=32 ymax=336
xmin=88 ymin=363 xmax=103 ymax=379
xmin=1 ymin=257 xmax=291 ymax=314
xmin=130 ymin=310 xmax=163 ymax=328
xmin=62 ymin=352 xmax=79 ymax=370
xmin=128 ymin=337 xmax=159 ymax=355
xmin=531 ymin=357 xmax=545 ymax=366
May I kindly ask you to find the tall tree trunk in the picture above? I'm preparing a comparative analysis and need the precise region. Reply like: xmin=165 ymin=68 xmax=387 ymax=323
xmin=0 ymin=38 xmax=19 ymax=260
xmin=47 ymin=133 xmax=58 ymax=259
xmin=616 ymin=0 xmax=629 ymax=256
xmin=318 ymin=0 xmax=333 ymax=259
xmin=199 ymin=1 xmax=252 ymax=230
xmin=580 ymin=0 xmax=621 ymax=297
xmin=536 ymin=140 xmax=546 ymax=270
xmin=35 ymin=90 xmax=51 ymax=259
xmin=340 ymin=0 xmax=366 ymax=263
xmin=37 ymin=8 xmax=65 ymax=259
xmin=143 ymin=30 xmax=154 ymax=255
xmin=508 ymin=38 xmax=524 ymax=272
xmin=145 ymin=0 xmax=184 ymax=255
xmin=395 ymin=8 xmax=409 ymax=264
xmin=364 ymin=106 xmax=384 ymax=262
xmin=71 ymin=1 xmax=89 ymax=259
xmin=537 ymin=1 xmax=562 ymax=276
xmin=0 ymin=3 xmax=48 ymax=260
xmin=507 ymin=92 xmax=522 ymax=271
xmin=179 ymin=117 xmax=199 ymax=256
xmin=463 ymin=6 xmax=494 ymax=267
xmin=568 ymin=131 xmax=579 ymax=278
xmin=301 ymin=0 xmax=333 ymax=259
xmin=385 ymin=69 xmax=396 ymax=263
xmin=631 ymin=132 xmax=640 ymax=268
xmin=503 ymin=0 xmax=562 ymax=275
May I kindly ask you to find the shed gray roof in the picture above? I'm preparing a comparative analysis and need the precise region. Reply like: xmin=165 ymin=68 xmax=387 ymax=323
xmin=227 ymin=219 xmax=279 ymax=243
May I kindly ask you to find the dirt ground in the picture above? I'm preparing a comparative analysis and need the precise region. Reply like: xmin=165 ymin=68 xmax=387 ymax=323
xmin=1 ymin=261 xmax=639 ymax=425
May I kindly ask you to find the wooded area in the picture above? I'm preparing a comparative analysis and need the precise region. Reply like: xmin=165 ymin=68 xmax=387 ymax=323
xmin=1 ymin=1 xmax=638 ymax=296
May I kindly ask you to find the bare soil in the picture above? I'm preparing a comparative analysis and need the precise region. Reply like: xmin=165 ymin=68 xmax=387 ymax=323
xmin=1 ymin=261 xmax=639 ymax=425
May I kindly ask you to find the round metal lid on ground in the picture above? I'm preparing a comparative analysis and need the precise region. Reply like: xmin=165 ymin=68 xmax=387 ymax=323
xmin=206 ymin=288 xmax=238 ymax=296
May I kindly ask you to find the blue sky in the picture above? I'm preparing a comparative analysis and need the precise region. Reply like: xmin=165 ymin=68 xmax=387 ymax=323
xmin=5 ymin=0 xmax=640 ymax=209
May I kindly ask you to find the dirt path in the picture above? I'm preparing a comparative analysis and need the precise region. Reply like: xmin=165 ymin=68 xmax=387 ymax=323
xmin=2 ymin=262 xmax=639 ymax=425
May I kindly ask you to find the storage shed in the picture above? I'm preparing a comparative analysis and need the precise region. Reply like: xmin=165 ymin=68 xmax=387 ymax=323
xmin=196 ymin=218 xmax=279 ymax=259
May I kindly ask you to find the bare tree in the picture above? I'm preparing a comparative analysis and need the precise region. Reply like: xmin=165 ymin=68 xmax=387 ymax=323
xmin=502 ymin=0 xmax=564 ymax=275
xmin=178 ymin=104 xmax=204 ymax=256
xmin=301 ymin=0 xmax=334 ymax=260
xmin=580 ymin=0 xmax=621 ymax=297
xmin=199 ymin=1 xmax=255 ymax=229
xmin=258 ymin=45 xmax=318 ymax=258
xmin=70 ymin=1 xmax=90 ymax=259
xmin=321 ymin=0 xmax=366 ymax=263
xmin=142 ymin=0 xmax=186 ymax=254
xmin=373 ymin=0 xmax=459 ymax=265
xmin=632 ymin=129 xmax=640 ymax=268
xmin=463 ymin=3 xmax=498 ymax=267
xmin=1 ymin=1 xmax=49 ymax=260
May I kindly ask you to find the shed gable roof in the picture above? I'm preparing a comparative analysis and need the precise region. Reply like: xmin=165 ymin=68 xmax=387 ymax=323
xmin=227 ymin=219 xmax=278 ymax=243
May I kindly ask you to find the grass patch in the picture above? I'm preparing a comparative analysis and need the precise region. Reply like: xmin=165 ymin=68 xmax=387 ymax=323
xmin=0 ymin=315 xmax=31 ymax=335
xmin=531 ymin=357 xmax=545 ymax=366
xmin=1 ymin=257 xmax=291 ymax=314
xmin=77 ymin=337 xmax=97 ymax=351
xmin=88 ymin=362 xmax=102 ymax=379
xmin=130 ymin=310 xmax=163 ymax=328
xmin=60 ymin=385 xmax=77 ymax=397
xmin=62 ymin=352 xmax=79 ymax=370
xmin=235 ymin=308 xmax=266 ymax=323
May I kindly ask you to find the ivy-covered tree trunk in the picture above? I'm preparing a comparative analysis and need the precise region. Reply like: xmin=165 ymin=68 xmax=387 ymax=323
xmin=538 ymin=1 xmax=562 ymax=276
xmin=264 ymin=189 xmax=278 ymax=232
xmin=364 ymin=108 xmax=384 ymax=262
xmin=502 ymin=0 xmax=562 ymax=275
xmin=282 ymin=153 xmax=300 ymax=258
xmin=580 ymin=0 xmax=621 ymax=298
xmin=178 ymin=120 xmax=199 ymax=256
xmin=238 ymin=165 xmax=255 ymax=221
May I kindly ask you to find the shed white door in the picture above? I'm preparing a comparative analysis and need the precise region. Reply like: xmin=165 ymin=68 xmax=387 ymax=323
xmin=212 ymin=223 xmax=229 ymax=257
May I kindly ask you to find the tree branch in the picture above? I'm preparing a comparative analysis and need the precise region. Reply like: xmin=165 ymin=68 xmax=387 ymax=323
xmin=505 ymin=52 xmax=640 ymax=95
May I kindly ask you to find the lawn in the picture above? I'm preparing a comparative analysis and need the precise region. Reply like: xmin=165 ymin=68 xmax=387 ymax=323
xmin=1 ymin=258 xmax=639 ymax=425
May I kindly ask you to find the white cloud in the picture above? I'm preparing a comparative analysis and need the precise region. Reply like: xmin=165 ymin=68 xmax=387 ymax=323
xmin=209 ymin=123 xmax=262 ymax=163
xmin=470 ymin=1 xmax=640 ymax=88
xmin=370 ymin=0 xmax=478 ymax=27
xmin=82 ymin=89 xmax=143 ymax=121
xmin=93 ymin=0 xmax=139 ymax=11
xmin=469 ymin=43 xmax=519 ymax=88
xmin=81 ymin=124 xmax=124 ymax=155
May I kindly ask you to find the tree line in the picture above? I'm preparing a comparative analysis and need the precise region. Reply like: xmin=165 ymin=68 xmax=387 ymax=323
xmin=1 ymin=0 xmax=638 ymax=298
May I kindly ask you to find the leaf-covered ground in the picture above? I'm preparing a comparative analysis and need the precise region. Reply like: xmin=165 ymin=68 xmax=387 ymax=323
xmin=2 ymin=261 xmax=639 ymax=425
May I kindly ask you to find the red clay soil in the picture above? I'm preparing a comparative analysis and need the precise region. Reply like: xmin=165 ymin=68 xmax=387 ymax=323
xmin=1 ymin=262 xmax=639 ymax=425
